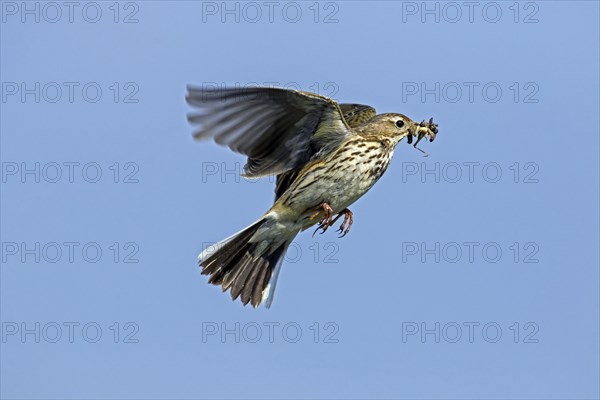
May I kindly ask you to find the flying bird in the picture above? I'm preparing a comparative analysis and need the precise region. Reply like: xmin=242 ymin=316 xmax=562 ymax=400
xmin=186 ymin=86 xmax=438 ymax=308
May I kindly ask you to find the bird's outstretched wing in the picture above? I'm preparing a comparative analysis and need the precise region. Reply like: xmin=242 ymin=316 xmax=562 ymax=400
xmin=186 ymin=86 xmax=352 ymax=178
xmin=274 ymin=103 xmax=377 ymax=200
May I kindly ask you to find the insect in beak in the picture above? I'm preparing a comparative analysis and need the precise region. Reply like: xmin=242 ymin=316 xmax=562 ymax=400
xmin=411 ymin=118 xmax=438 ymax=157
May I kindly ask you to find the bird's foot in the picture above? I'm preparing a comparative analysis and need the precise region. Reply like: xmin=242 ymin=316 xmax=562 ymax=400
xmin=311 ymin=203 xmax=334 ymax=236
xmin=334 ymin=208 xmax=353 ymax=238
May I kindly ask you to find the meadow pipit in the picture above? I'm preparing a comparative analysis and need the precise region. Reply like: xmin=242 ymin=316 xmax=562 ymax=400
xmin=186 ymin=86 xmax=438 ymax=308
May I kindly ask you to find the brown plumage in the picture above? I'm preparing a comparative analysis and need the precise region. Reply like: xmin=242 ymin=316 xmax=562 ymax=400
xmin=187 ymin=86 xmax=438 ymax=307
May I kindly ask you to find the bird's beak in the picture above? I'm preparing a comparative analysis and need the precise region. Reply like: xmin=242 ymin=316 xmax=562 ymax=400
xmin=406 ymin=126 xmax=415 ymax=144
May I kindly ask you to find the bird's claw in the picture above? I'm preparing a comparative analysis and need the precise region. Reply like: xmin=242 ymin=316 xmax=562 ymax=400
xmin=311 ymin=203 xmax=334 ymax=237
xmin=311 ymin=205 xmax=353 ymax=238
xmin=335 ymin=209 xmax=353 ymax=238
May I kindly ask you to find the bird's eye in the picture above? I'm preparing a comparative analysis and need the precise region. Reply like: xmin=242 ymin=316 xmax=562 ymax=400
xmin=395 ymin=120 xmax=405 ymax=128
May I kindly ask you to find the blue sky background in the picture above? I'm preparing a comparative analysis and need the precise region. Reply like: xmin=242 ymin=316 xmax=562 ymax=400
xmin=1 ymin=1 xmax=599 ymax=399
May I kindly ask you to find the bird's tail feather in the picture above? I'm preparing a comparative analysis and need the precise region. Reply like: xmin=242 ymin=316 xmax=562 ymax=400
xmin=199 ymin=218 xmax=292 ymax=308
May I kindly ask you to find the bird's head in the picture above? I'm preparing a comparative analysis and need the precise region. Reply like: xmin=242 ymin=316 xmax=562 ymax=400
xmin=363 ymin=113 xmax=417 ymax=140
xmin=356 ymin=113 xmax=438 ymax=156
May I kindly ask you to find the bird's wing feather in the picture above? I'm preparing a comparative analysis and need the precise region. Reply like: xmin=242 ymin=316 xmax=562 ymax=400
xmin=273 ymin=103 xmax=377 ymax=200
xmin=187 ymin=86 xmax=352 ymax=178
xmin=339 ymin=104 xmax=377 ymax=128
